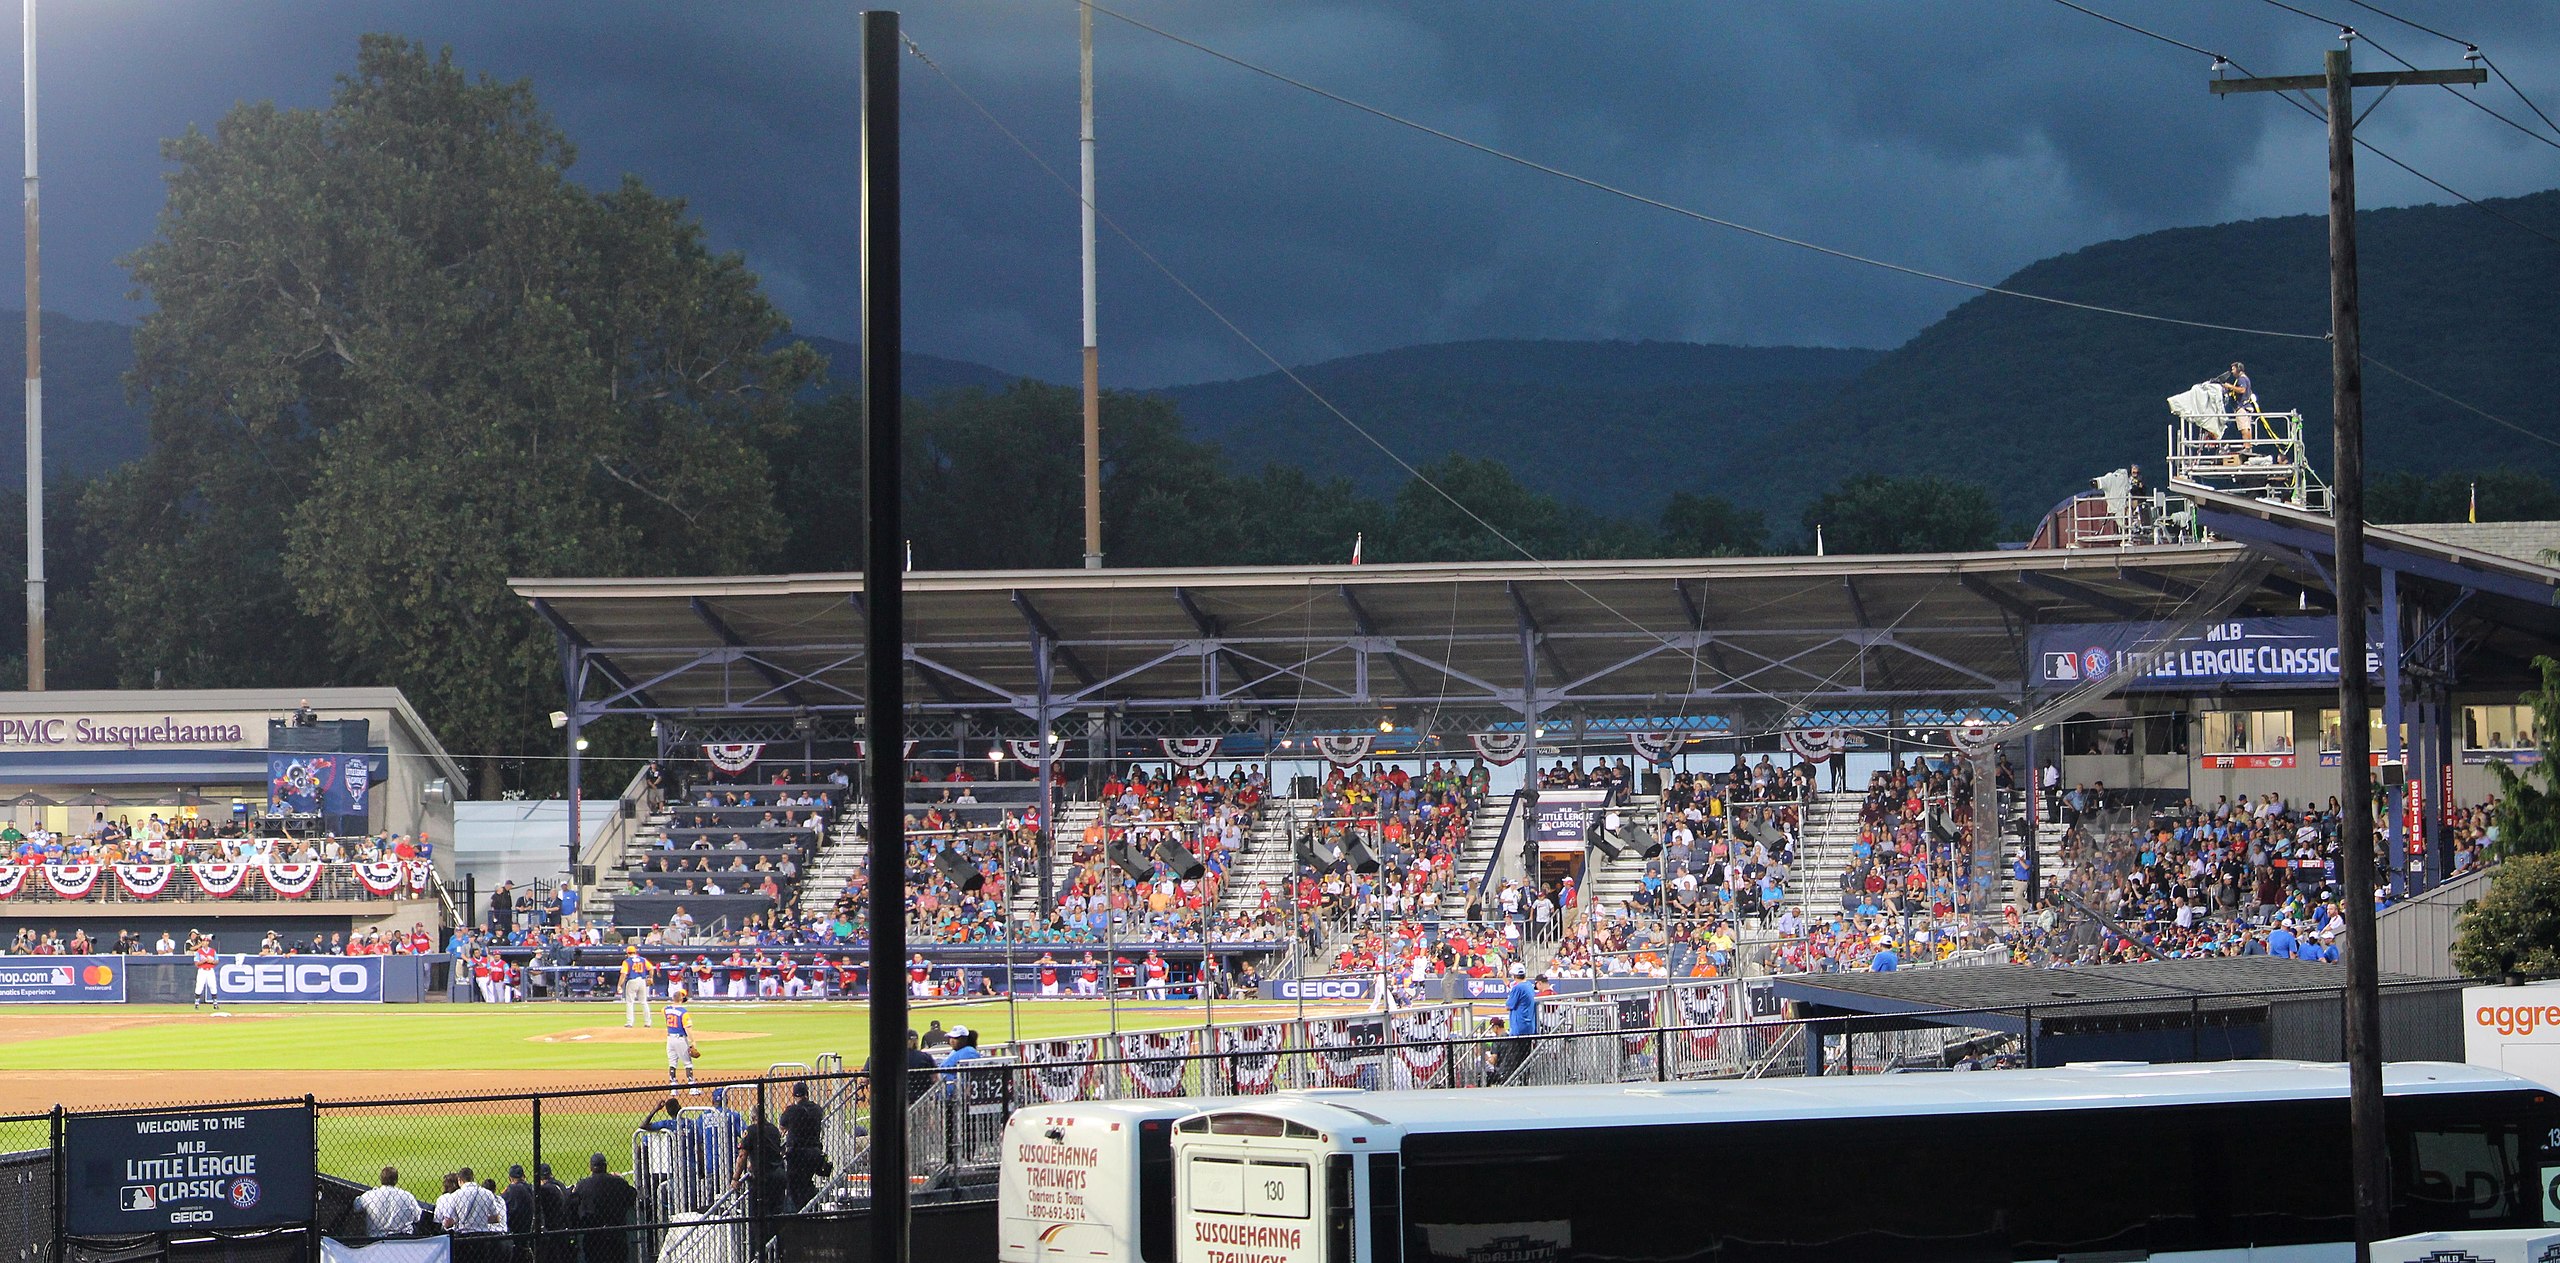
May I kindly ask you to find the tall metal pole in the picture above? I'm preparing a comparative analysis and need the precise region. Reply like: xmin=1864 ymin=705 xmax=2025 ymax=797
xmin=858 ymin=13 xmax=909 ymax=1261
xmin=1077 ymin=0 xmax=1102 ymax=569
xmin=2324 ymin=44 xmax=2387 ymax=1261
xmin=19 ymin=0 xmax=41 ymax=690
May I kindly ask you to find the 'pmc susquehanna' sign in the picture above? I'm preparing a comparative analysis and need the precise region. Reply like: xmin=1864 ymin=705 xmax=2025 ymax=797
xmin=0 ymin=714 xmax=259 ymax=749
xmin=2030 ymin=619 xmax=2380 ymax=692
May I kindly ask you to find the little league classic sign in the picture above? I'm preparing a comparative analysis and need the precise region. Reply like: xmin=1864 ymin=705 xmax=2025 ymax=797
xmin=64 ymin=1105 xmax=315 ymax=1234
xmin=2030 ymin=618 xmax=2381 ymax=692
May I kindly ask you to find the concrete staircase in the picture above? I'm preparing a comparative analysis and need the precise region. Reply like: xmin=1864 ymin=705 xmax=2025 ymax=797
xmin=1437 ymin=793 xmax=1520 ymax=918
xmin=1008 ymin=800 xmax=1103 ymax=927
xmin=795 ymin=804 xmax=870 ymax=919
xmin=1207 ymin=798 xmax=1314 ymax=925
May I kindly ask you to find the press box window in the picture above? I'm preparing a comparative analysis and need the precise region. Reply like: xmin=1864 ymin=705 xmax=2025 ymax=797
xmin=2202 ymin=710 xmax=2294 ymax=755
xmin=2466 ymin=704 xmax=2536 ymax=752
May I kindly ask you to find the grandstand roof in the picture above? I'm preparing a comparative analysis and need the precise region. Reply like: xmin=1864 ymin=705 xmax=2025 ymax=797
xmin=512 ymin=544 xmax=2294 ymax=718
xmin=515 ymin=502 xmax=2560 ymax=723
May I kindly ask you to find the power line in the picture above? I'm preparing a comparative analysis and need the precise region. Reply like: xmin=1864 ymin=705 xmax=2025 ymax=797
xmin=2251 ymin=0 xmax=2560 ymax=151
xmin=2045 ymin=0 xmax=2560 ymax=248
xmin=898 ymin=31 xmax=1745 ymax=694
xmin=1081 ymin=2 xmax=2324 ymax=343
xmin=2359 ymin=354 xmax=2560 ymax=453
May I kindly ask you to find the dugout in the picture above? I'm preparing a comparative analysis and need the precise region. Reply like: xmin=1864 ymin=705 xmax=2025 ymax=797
xmin=1773 ymin=957 xmax=2464 ymax=1070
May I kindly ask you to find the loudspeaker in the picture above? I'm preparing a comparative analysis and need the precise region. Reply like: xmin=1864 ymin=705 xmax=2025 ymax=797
xmin=1295 ymin=833 xmax=1341 ymax=870
xmin=621 ymin=799 xmax=639 ymax=820
xmin=1107 ymin=839 xmax=1153 ymax=882
xmin=1617 ymin=824 xmax=1664 ymax=859
xmin=1587 ymin=828 xmax=1623 ymax=862
xmin=1152 ymin=839 xmax=1205 ymax=881
xmin=934 ymin=848 xmax=985 ymax=893
xmin=1292 ymin=775 xmax=1320 ymax=798
xmin=1343 ymin=835 xmax=1380 ymax=874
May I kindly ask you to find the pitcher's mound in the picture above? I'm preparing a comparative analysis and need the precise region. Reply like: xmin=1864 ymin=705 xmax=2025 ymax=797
xmin=528 ymin=1027 xmax=772 ymax=1045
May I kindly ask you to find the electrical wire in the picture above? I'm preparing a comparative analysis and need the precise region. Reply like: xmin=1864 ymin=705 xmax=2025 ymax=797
xmin=901 ymin=31 xmax=1741 ymax=704
xmin=2251 ymin=0 xmax=2560 ymax=152
xmin=2358 ymin=354 xmax=2560 ymax=453
xmin=1078 ymin=2 xmax=2324 ymax=344
xmin=2049 ymin=0 xmax=2560 ymax=249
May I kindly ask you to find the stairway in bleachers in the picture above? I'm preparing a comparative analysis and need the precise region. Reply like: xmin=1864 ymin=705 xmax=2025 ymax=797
xmin=1437 ymin=793 xmax=1521 ymax=919
xmin=1008 ymin=799 xmax=1102 ymax=929
xmin=1575 ymin=795 xmax=1659 ymax=919
xmin=1206 ymin=798 xmax=1314 ymax=927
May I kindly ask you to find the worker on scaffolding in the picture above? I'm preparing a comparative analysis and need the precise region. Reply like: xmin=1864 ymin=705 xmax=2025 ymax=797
xmin=2216 ymin=362 xmax=2261 ymax=447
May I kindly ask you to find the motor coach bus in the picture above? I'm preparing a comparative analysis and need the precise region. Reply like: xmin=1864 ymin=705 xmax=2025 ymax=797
xmin=1157 ymin=1061 xmax=2560 ymax=1263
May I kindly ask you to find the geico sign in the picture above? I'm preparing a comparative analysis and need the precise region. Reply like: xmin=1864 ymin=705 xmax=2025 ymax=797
xmin=218 ymin=962 xmax=372 ymax=994
xmin=1277 ymin=980 xmax=1372 ymax=1000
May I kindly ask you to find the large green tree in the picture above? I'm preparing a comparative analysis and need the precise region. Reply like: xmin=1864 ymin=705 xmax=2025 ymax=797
xmin=106 ymin=37 xmax=815 ymax=793
xmin=1800 ymin=473 xmax=2001 ymax=554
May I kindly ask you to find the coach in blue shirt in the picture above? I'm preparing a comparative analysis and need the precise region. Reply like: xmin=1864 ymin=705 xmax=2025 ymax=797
xmin=1504 ymin=964 xmax=1538 ymax=1036
xmin=2267 ymin=924 xmax=2299 ymax=959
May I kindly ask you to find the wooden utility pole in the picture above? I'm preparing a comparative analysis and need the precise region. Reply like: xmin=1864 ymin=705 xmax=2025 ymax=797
xmin=2212 ymin=39 xmax=2483 ymax=1263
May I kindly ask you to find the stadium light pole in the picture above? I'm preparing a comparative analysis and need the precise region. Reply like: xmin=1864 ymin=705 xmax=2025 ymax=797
xmin=1078 ymin=0 xmax=1102 ymax=569
xmin=858 ymin=12 xmax=909 ymax=1261
xmin=2213 ymin=39 xmax=2484 ymax=1262
xmin=20 ymin=0 xmax=42 ymax=690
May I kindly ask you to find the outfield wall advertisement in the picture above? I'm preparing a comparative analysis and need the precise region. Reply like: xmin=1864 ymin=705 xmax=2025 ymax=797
xmin=215 ymin=955 xmax=384 ymax=1003
xmin=0 ymin=954 xmax=126 ymax=1003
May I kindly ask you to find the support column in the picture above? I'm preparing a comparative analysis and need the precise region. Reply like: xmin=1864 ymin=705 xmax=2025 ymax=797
xmin=2380 ymin=570 xmax=2404 ymax=895
xmin=1036 ymin=637 xmax=1057 ymax=919
xmin=2432 ymin=691 xmax=2456 ymax=882
xmin=560 ymin=639 xmax=583 ymax=885
xmin=1519 ymin=622 xmax=1541 ymax=855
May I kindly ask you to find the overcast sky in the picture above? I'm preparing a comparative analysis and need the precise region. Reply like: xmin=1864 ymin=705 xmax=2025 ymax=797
xmin=8 ymin=1 xmax=2556 ymax=385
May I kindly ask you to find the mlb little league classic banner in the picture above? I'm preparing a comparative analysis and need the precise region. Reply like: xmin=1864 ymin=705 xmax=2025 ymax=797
xmin=64 ymin=1104 xmax=316 ymax=1234
xmin=2029 ymin=618 xmax=2381 ymax=692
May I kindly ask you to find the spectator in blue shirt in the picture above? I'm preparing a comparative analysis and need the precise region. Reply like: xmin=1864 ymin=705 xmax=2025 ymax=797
xmin=2266 ymin=924 xmax=2299 ymax=959
xmin=1871 ymin=946 xmax=1901 ymax=972
xmin=1503 ymin=964 xmax=1538 ymax=1036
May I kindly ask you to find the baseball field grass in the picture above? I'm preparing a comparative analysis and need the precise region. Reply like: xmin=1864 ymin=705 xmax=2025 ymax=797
xmin=0 ymin=996 xmax=1365 ymax=1194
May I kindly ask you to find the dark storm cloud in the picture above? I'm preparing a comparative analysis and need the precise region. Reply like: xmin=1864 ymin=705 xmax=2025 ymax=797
xmin=7 ymin=1 xmax=2555 ymax=386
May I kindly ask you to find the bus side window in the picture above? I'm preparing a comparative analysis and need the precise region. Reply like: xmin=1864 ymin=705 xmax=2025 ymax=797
xmin=1368 ymin=1155 xmax=1402 ymax=1263
xmin=1327 ymin=1155 xmax=1355 ymax=1263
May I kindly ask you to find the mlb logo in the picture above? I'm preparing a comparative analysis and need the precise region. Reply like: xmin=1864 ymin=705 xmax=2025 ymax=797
xmin=120 ymin=1185 xmax=157 ymax=1211
xmin=2042 ymin=652 xmax=2079 ymax=683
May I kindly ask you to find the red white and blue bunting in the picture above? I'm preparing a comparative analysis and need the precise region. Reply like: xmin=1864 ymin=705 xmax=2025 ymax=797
xmin=1215 ymin=1023 xmax=1288 ymax=1095
xmin=1020 ymin=1037 xmax=1102 ymax=1103
xmin=1004 ymin=739 xmax=1048 ymax=766
xmin=1160 ymin=736 xmax=1220 ymax=769
xmin=1949 ymin=714 xmax=2001 ymax=756
xmin=43 ymin=864 xmax=99 ymax=899
xmin=1389 ymin=1006 xmax=1455 ymax=1090
xmin=115 ymin=864 xmax=174 ymax=900
xmin=192 ymin=863 xmax=246 ymax=897
xmin=1313 ymin=734 xmax=1373 ymax=767
xmin=1782 ymin=727 xmax=1847 ymax=762
xmin=1116 ymin=1029 xmax=1196 ymax=1098
xmin=1304 ymin=1015 xmax=1386 ymax=1088
xmin=1469 ymin=732 xmax=1528 ymax=766
xmin=702 ymin=742 xmax=765 ymax=775
xmin=264 ymin=863 xmax=321 ymax=898
xmin=1629 ymin=733 xmax=1683 ymax=765
xmin=0 ymin=866 xmax=22 ymax=898
xmin=355 ymin=862 xmax=409 ymax=896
